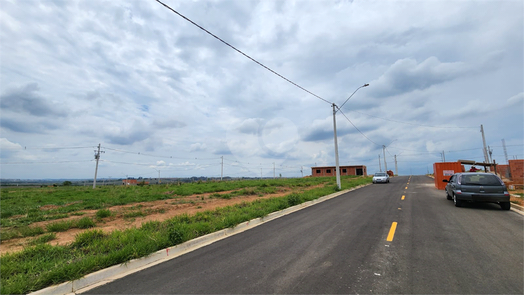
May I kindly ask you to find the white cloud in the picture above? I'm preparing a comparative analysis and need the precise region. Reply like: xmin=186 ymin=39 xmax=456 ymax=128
xmin=0 ymin=0 xmax=522 ymax=178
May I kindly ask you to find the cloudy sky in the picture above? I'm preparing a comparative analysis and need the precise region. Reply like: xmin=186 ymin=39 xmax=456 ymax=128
xmin=1 ymin=0 xmax=523 ymax=180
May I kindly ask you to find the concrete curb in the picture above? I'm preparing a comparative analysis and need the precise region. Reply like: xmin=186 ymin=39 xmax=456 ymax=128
xmin=29 ymin=184 xmax=370 ymax=295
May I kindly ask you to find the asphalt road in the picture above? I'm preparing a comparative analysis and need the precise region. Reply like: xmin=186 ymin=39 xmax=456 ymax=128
xmin=85 ymin=176 xmax=523 ymax=294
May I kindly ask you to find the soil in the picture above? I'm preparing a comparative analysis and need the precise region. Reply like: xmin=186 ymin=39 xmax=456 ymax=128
xmin=0 ymin=185 xmax=317 ymax=255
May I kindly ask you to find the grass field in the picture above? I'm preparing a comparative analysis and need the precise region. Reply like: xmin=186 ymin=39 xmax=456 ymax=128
xmin=0 ymin=176 xmax=370 ymax=294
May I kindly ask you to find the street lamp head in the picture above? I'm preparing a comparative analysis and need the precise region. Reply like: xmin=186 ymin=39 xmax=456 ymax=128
xmin=363 ymin=83 xmax=369 ymax=87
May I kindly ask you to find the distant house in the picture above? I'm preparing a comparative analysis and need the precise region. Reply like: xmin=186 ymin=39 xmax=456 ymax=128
xmin=122 ymin=179 xmax=138 ymax=185
xmin=311 ymin=165 xmax=367 ymax=177
xmin=122 ymin=179 xmax=149 ymax=185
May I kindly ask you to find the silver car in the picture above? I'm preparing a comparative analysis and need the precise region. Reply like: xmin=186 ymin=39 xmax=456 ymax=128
xmin=443 ymin=172 xmax=510 ymax=210
xmin=372 ymin=172 xmax=389 ymax=184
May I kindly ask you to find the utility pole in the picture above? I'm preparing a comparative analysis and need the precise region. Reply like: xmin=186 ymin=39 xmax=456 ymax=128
xmin=480 ymin=124 xmax=489 ymax=164
xmin=394 ymin=155 xmax=398 ymax=176
xmin=332 ymin=83 xmax=369 ymax=190
xmin=502 ymin=139 xmax=509 ymax=164
xmin=378 ymin=154 xmax=382 ymax=172
xmin=488 ymin=146 xmax=493 ymax=163
xmin=442 ymin=150 xmax=446 ymax=162
xmin=301 ymin=166 xmax=304 ymax=178
xmin=382 ymin=145 xmax=387 ymax=172
xmin=332 ymin=103 xmax=341 ymax=190
xmin=220 ymin=156 xmax=223 ymax=181
xmin=93 ymin=144 xmax=104 ymax=189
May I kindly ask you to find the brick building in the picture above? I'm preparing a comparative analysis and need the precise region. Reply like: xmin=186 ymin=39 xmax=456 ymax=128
xmin=497 ymin=164 xmax=511 ymax=179
xmin=122 ymin=179 xmax=149 ymax=185
xmin=311 ymin=165 xmax=367 ymax=177
xmin=509 ymin=159 xmax=524 ymax=183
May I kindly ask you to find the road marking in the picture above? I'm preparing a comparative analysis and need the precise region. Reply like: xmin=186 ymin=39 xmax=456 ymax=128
xmin=387 ymin=222 xmax=398 ymax=241
xmin=401 ymin=195 xmax=405 ymax=200
xmin=405 ymin=186 xmax=408 ymax=189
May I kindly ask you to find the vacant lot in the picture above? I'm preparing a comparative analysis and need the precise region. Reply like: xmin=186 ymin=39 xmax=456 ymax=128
xmin=1 ymin=176 xmax=370 ymax=294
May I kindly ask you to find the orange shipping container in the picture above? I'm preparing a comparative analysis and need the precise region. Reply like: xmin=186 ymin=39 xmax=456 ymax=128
xmin=433 ymin=162 xmax=464 ymax=190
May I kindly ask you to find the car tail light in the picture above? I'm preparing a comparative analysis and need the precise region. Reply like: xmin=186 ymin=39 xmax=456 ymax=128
xmin=456 ymin=190 xmax=462 ymax=195
xmin=504 ymin=191 xmax=510 ymax=196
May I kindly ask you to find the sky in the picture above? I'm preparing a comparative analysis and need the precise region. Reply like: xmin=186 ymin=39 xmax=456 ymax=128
xmin=1 ymin=0 xmax=523 ymax=180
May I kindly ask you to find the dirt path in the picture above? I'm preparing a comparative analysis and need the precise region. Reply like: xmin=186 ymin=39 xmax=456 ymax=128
xmin=0 ymin=185 xmax=316 ymax=255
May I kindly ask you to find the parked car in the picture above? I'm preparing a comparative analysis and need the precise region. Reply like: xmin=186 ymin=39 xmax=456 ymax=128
xmin=443 ymin=172 xmax=510 ymax=210
xmin=372 ymin=172 xmax=389 ymax=184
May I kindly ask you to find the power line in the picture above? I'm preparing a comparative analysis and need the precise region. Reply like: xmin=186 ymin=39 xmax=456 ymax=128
xmin=0 ymin=160 xmax=93 ymax=165
xmin=3 ymin=146 xmax=94 ymax=151
xmin=336 ymin=107 xmax=381 ymax=146
xmin=154 ymin=0 xmax=332 ymax=105
xmin=104 ymin=146 xmax=219 ymax=160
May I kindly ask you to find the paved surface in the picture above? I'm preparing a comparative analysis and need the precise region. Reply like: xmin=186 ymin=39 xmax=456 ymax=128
xmin=85 ymin=176 xmax=523 ymax=294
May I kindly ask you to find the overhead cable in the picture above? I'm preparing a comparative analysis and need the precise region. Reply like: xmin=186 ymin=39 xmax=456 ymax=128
xmin=336 ymin=107 xmax=382 ymax=147
xmin=154 ymin=0 xmax=332 ymax=105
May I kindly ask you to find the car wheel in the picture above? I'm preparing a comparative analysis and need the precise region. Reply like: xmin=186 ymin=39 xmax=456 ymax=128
xmin=453 ymin=194 xmax=462 ymax=207
xmin=500 ymin=202 xmax=511 ymax=210
xmin=446 ymin=190 xmax=452 ymax=200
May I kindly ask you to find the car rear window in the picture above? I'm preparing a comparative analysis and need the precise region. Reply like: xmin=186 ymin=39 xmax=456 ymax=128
xmin=461 ymin=174 xmax=502 ymax=186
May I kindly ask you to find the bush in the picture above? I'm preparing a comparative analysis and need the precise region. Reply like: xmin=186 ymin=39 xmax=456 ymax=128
xmin=168 ymin=228 xmax=184 ymax=245
xmin=75 ymin=217 xmax=96 ymax=229
xmin=96 ymin=209 xmax=112 ymax=219
xmin=287 ymin=194 xmax=301 ymax=206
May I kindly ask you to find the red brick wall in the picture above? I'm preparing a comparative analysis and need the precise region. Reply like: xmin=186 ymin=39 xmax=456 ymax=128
xmin=497 ymin=164 xmax=510 ymax=179
xmin=509 ymin=160 xmax=524 ymax=184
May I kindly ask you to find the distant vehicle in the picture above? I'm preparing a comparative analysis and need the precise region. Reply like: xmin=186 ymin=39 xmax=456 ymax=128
xmin=443 ymin=172 xmax=510 ymax=210
xmin=372 ymin=172 xmax=389 ymax=184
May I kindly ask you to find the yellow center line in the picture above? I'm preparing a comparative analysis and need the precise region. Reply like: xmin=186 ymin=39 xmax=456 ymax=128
xmin=387 ymin=222 xmax=398 ymax=242
xmin=401 ymin=195 xmax=405 ymax=200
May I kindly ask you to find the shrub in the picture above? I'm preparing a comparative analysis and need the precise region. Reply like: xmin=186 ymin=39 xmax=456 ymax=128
xmin=75 ymin=217 xmax=96 ymax=229
xmin=287 ymin=194 xmax=301 ymax=206
xmin=96 ymin=209 xmax=112 ymax=219
xmin=168 ymin=228 xmax=184 ymax=245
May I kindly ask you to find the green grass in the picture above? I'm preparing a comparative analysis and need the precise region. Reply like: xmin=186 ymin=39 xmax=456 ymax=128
xmin=28 ymin=233 xmax=57 ymax=245
xmin=1 ymin=177 xmax=334 ymax=229
xmin=46 ymin=220 xmax=73 ymax=232
xmin=96 ymin=209 xmax=112 ymax=219
xmin=0 ymin=176 xmax=370 ymax=294
xmin=1 ymin=226 xmax=45 ymax=242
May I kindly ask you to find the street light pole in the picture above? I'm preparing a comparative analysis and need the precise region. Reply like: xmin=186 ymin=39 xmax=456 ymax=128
xmin=332 ymin=103 xmax=341 ymax=189
xmin=332 ymin=83 xmax=369 ymax=190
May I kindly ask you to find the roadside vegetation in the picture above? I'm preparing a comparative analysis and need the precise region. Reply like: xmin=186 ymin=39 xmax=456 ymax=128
xmin=0 ymin=176 xmax=370 ymax=294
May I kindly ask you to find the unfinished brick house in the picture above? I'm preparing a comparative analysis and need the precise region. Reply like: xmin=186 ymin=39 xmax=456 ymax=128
xmin=311 ymin=165 xmax=367 ymax=177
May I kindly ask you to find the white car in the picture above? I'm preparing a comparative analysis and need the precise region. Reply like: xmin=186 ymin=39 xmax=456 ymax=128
xmin=373 ymin=172 xmax=389 ymax=184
